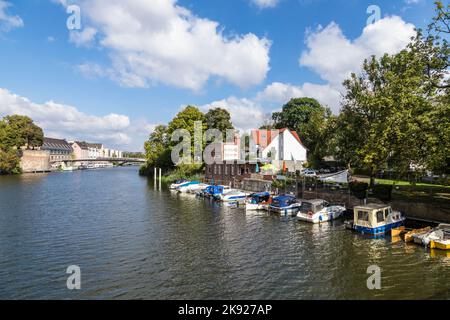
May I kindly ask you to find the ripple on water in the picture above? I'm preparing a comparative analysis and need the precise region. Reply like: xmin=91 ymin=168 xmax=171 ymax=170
xmin=0 ymin=167 xmax=449 ymax=299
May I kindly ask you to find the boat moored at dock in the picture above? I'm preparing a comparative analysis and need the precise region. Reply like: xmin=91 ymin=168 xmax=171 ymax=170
xmin=217 ymin=190 xmax=248 ymax=202
xmin=269 ymin=195 xmax=301 ymax=216
xmin=245 ymin=192 xmax=271 ymax=211
xmin=296 ymin=199 xmax=346 ymax=223
xmin=348 ymin=204 xmax=405 ymax=235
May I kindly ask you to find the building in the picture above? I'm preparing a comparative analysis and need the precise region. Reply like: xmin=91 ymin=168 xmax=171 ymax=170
xmin=71 ymin=141 xmax=90 ymax=160
xmin=251 ymin=128 xmax=308 ymax=173
xmin=41 ymin=137 xmax=73 ymax=164
xmin=87 ymin=143 xmax=103 ymax=159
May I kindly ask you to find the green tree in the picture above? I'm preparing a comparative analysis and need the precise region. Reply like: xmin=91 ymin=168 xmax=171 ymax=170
xmin=2 ymin=115 xmax=44 ymax=150
xmin=0 ymin=149 xmax=21 ymax=175
xmin=144 ymin=125 xmax=172 ymax=170
xmin=204 ymin=108 xmax=234 ymax=133
xmin=272 ymin=98 xmax=322 ymax=132
xmin=335 ymin=26 xmax=450 ymax=185
xmin=301 ymin=107 xmax=337 ymax=167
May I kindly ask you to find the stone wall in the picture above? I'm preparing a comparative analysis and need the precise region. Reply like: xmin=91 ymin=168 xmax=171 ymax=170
xmin=20 ymin=150 xmax=50 ymax=173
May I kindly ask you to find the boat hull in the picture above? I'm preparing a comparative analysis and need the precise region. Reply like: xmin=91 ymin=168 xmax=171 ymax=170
xmin=354 ymin=220 xmax=405 ymax=235
xmin=245 ymin=203 xmax=268 ymax=211
xmin=269 ymin=205 xmax=301 ymax=216
xmin=297 ymin=207 xmax=345 ymax=224
xmin=430 ymin=240 xmax=450 ymax=251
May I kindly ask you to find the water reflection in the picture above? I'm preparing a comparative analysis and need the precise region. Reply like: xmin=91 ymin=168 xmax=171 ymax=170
xmin=0 ymin=167 xmax=449 ymax=299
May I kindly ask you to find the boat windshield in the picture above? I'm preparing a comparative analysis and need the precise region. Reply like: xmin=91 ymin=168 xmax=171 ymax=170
xmin=300 ymin=202 xmax=314 ymax=213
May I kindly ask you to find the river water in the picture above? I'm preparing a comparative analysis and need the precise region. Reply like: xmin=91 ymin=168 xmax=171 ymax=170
xmin=0 ymin=167 xmax=448 ymax=299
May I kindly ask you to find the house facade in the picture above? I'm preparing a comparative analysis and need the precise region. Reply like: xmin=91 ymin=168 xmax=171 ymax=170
xmin=41 ymin=138 xmax=73 ymax=164
xmin=251 ymin=128 xmax=307 ymax=173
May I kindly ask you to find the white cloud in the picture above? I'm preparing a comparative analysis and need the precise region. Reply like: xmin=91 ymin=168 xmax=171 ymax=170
xmin=58 ymin=0 xmax=271 ymax=91
xmin=300 ymin=16 xmax=416 ymax=86
xmin=200 ymin=97 xmax=271 ymax=132
xmin=0 ymin=88 xmax=154 ymax=151
xmin=256 ymin=82 xmax=342 ymax=112
xmin=0 ymin=0 xmax=23 ymax=32
xmin=251 ymin=0 xmax=279 ymax=9
xmin=69 ymin=27 xmax=97 ymax=47
xmin=404 ymin=0 xmax=420 ymax=4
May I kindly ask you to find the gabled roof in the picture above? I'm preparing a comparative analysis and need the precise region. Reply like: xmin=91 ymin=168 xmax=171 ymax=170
xmin=42 ymin=137 xmax=73 ymax=151
xmin=251 ymin=128 xmax=307 ymax=150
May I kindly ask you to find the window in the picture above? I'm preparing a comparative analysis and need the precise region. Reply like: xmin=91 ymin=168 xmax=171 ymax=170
xmin=384 ymin=209 xmax=389 ymax=219
xmin=376 ymin=211 xmax=385 ymax=223
xmin=231 ymin=165 xmax=235 ymax=176
xmin=357 ymin=211 xmax=369 ymax=222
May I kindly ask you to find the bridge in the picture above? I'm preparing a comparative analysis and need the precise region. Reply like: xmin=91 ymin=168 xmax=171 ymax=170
xmin=51 ymin=157 xmax=146 ymax=164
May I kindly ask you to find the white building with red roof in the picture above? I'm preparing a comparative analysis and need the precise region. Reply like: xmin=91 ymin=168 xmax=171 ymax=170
xmin=251 ymin=128 xmax=308 ymax=172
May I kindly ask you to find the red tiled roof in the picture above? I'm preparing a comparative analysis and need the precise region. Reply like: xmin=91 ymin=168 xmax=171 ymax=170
xmin=251 ymin=128 xmax=306 ymax=149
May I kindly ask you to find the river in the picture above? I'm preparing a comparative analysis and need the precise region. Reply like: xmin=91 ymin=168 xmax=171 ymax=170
xmin=0 ymin=166 xmax=448 ymax=299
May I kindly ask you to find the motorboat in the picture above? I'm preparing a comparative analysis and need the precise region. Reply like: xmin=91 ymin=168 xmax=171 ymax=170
xmin=245 ymin=192 xmax=271 ymax=211
xmin=169 ymin=179 xmax=189 ymax=190
xmin=178 ymin=183 xmax=208 ymax=193
xmin=296 ymin=199 xmax=346 ymax=223
xmin=170 ymin=180 xmax=200 ymax=191
xmin=218 ymin=190 xmax=247 ymax=202
xmin=348 ymin=204 xmax=405 ymax=235
xmin=202 ymin=185 xmax=231 ymax=198
xmin=268 ymin=195 xmax=302 ymax=216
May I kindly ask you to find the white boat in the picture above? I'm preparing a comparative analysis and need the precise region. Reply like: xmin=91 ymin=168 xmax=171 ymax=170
xmin=268 ymin=195 xmax=302 ymax=216
xmin=179 ymin=183 xmax=209 ymax=193
xmin=350 ymin=204 xmax=405 ymax=235
xmin=218 ymin=190 xmax=248 ymax=202
xmin=169 ymin=180 xmax=189 ymax=190
xmin=245 ymin=192 xmax=271 ymax=211
xmin=296 ymin=199 xmax=346 ymax=223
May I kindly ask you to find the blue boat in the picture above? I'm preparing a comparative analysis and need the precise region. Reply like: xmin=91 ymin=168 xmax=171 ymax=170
xmin=246 ymin=192 xmax=271 ymax=211
xmin=351 ymin=204 xmax=405 ymax=235
xmin=269 ymin=195 xmax=302 ymax=216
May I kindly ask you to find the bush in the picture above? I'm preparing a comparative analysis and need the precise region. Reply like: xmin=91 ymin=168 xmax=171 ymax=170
xmin=0 ymin=149 xmax=21 ymax=175
xmin=372 ymin=184 xmax=393 ymax=201
xmin=349 ymin=181 xmax=368 ymax=199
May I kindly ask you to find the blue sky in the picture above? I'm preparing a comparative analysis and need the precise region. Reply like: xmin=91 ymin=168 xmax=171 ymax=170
xmin=0 ymin=0 xmax=440 ymax=151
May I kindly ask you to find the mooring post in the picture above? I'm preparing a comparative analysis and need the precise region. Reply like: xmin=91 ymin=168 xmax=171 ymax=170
xmin=159 ymin=168 xmax=162 ymax=190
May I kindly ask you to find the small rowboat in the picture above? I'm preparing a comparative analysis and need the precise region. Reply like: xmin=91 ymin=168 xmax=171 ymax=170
xmin=403 ymin=227 xmax=432 ymax=243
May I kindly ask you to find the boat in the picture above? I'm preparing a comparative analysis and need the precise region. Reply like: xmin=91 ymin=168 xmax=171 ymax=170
xmin=186 ymin=184 xmax=210 ymax=194
xmin=403 ymin=226 xmax=432 ymax=243
xmin=423 ymin=224 xmax=450 ymax=250
xmin=268 ymin=195 xmax=302 ymax=216
xmin=391 ymin=226 xmax=406 ymax=237
xmin=245 ymin=192 xmax=271 ymax=211
xmin=202 ymin=185 xmax=231 ymax=198
xmin=218 ymin=190 xmax=247 ymax=202
xmin=169 ymin=179 xmax=189 ymax=190
xmin=349 ymin=204 xmax=405 ymax=235
xmin=171 ymin=180 xmax=200 ymax=191
xmin=178 ymin=183 xmax=207 ymax=193
xmin=296 ymin=199 xmax=346 ymax=223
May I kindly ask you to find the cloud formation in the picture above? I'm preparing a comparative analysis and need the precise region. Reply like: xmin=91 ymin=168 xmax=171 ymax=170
xmin=251 ymin=0 xmax=280 ymax=9
xmin=0 ymin=0 xmax=23 ymax=32
xmin=0 ymin=88 xmax=154 ymax=151
xmin=60 ymin=0 xmax=271 ymax=91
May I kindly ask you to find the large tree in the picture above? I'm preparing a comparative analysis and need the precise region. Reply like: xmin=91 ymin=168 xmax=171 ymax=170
xmin=204 ymin=108 xmax=234 ymax=133
xmin=335 ymin=23 xmax=450 ymax=185
xmin=143 ymin=125 xmax=172 ymax=170
xmin=272 ymin=97 xmax=322 ymax=132
xmin=2 ymin=115 xmax=44 ymax=150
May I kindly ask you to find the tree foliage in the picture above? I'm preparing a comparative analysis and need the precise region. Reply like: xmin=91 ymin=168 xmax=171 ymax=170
xmin=204 ymin=108 xmax=234 ymax=133
xmin=0 ymin=115 xmax=44 ymax=174
xmin=334 ymin=23 xmax=450 ymax=184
